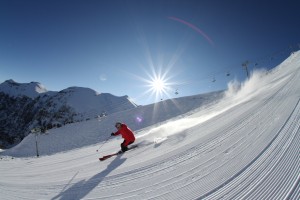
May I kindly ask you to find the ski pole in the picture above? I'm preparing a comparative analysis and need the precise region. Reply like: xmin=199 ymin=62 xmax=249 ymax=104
xmin=96 ymin=136 xmax=112 ymax=152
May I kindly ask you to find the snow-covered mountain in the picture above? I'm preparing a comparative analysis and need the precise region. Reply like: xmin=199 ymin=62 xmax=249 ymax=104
xmin=0 ymin=51 xmax=299 ymax=199
xmin=0 ymin=81 xmax=137 ymax=148
xmin=0 ymin=79 xmax=48 ymax=98
xmin=51 ymin=86 xmax=137 ymax=117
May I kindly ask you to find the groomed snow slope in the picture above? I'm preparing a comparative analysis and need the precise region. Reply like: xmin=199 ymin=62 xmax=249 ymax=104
xmin=1 ymin=52 xmax=300 ymax=199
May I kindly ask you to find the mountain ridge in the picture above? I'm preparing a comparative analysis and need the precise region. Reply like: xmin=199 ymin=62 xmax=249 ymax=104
xmin=0 ymin=79 xmax=137 ymax=148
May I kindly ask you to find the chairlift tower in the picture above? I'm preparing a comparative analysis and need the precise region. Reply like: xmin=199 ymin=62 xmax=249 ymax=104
xmin=31 ymin=127 xmax=41 ymax=157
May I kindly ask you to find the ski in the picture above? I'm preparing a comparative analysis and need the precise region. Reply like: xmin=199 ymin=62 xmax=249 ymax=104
xmin=99 ymin=145 xmax=138 ymax=161
xmin=99 ymin=153 xmax=119 ymax=161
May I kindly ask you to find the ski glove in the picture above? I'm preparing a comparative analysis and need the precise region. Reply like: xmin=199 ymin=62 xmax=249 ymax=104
xmin=111 ymin=132 xmax=115 ymax=136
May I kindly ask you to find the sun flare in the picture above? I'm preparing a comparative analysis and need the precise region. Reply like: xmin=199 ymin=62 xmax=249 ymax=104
xmin=129 ymin=44 xmax=185 ymax=103
xmin=151 ymin=78 xmax=166 ymax=92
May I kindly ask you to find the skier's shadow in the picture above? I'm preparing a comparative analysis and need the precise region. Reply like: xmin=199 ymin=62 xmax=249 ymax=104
xmin=51 ymin=155 xmax=126 ymax=200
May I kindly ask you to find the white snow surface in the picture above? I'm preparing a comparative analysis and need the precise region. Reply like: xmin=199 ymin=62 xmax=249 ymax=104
xmin=1 ymin=52 xmax=300 ymax=199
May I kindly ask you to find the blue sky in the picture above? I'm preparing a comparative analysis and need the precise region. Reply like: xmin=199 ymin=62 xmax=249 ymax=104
xmin=0 ymin=0 xmax=299 ymax=105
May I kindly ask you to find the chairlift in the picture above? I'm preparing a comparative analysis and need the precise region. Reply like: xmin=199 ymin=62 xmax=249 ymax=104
xmin=175 ymin=89 xmax=179 ymax=95
xmin=226 ymin=72 xmax=230 ymax=76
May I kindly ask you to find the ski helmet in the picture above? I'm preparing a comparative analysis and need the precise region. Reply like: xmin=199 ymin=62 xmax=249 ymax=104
xmin=115 ymin=122 xmax=122 ymax=128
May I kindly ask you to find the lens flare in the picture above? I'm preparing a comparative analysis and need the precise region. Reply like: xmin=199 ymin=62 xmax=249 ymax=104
xmin=168 ymin=16 xmax=214 ymax=46
xmin=136 ymin=116 xmax=143 ymax=123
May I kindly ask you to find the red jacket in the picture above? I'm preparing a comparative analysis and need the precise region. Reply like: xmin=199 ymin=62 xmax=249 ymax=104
xmin=113 ymin=123 xmax=135 ymax=142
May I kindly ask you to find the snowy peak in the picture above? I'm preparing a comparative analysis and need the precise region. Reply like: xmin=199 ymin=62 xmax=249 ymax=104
xmin=0 ymin=79 xmax=48 ymax=98
xmin=0 ymin=80 xmax=137 ymax=115
xmin=60 ymin=86 xmax=100 ymax=96
xmin=53 ymin=87 xmax=137 ymax=116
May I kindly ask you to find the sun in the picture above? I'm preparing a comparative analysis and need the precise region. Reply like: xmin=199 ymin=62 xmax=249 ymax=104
xmin=128 ymin=42 xmax=185 ymax=103
xmin=145 ymin=71 xmax=172 ymax=101
xmin=151 ymin=78 xmax=166 ymax=92
xmin=131 ymin=67 xmax=173 ymax=102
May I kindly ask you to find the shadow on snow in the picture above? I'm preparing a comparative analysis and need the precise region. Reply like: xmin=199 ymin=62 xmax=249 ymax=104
xmin=51 ymin=155 xmax=126 ymax=200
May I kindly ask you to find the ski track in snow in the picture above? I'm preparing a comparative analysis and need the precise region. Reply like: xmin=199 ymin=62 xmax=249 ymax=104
xmin=1 ymin=52 xmax=300 ymax=199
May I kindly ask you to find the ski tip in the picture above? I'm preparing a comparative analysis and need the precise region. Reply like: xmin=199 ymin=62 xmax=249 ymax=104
xmin=99 ymin=157 xmax=108 ymax=161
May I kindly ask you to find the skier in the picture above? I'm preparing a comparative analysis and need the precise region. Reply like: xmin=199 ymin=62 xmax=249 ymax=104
xmin=111 ymin=122 xmax=135 ymax=153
